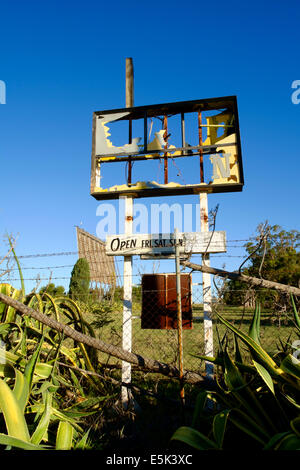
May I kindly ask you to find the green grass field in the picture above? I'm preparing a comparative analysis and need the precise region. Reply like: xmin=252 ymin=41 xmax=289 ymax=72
xmin=91 ymin=300 xmax=298 ymax=375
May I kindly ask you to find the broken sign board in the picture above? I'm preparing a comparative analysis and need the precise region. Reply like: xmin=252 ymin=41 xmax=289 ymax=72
xmin=106 ymin=231 xmax=226 ymax=257
xmin=90 ymin=96 xmax=244 ymax=200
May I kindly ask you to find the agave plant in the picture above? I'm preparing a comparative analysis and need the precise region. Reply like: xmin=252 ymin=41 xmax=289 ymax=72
xmin=0 ymin=331 xmax=98 ymax=450
xmin=0 ymin=282 xmax=115 ymax=450
xmin=171 ymin=298 xmax=300 ymax=450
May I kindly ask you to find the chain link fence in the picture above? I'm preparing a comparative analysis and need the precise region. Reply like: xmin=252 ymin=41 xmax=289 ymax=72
xmin=93 ymin=267 xmax=298 ymax=381
xmin=1 ymin=245 xmax=297 ymax=386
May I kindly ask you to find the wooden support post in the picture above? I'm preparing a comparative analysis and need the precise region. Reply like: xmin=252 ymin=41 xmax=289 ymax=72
xmin=121 ymin=58 xmax=134 ymax=407
xmin=174 ymin=228 xmax=185 ymax=404
xmin=200 ymin=193 xmax=214 ymax=379
xmin=126 ymin=58 xmax=134 ymax=186
xmin=122 ymin=197 xmax=133 ymax=406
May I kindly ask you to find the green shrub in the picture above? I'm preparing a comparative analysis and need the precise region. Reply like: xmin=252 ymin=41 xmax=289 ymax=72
xmin=69 ymin=258 xmax=90 ymax=303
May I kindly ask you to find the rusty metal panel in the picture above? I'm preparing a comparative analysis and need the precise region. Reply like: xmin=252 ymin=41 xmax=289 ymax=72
xmin=141 ymin=274 xmax=166 ymax=329
xmin=141 ymin=273 xmax=192 ymax=330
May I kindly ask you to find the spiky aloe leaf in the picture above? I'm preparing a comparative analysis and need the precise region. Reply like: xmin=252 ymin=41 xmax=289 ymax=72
xmin=31 ymin=391 xmax=53 ymax=445
xmin=5 ymin=289 xmax=22 ymax=323
xmin=248 ymin=303 xmax=261 ymax=344
xmin=290 ymin=417 xmax=300 ymax=438
xmin=191 ymin=390 xmax=210 ymax=429
xmin=56 ymin=421 xmax=74 ymax=450
xmin=0 ymin=433 xmax=45 ymax=450
xmin=216 ymin=312 xmax=287 ymax=380
xmin=13 ymin=368 xmax=30 ymax=412
xmin=229 ymin=408 xmax=270 ymax=445
xmin=263 ymin=432 xmax=291 ymax=450
xmin=171 ymin=426 xmax=219 ymax=450
xmin=234 ymin=334 xmax=243 ymax=364
xmin=280 ymin=354 xmax=300 ymax=380
xmin=39 ymin=292 xmax=60 ymax=322
xmin=0 ymin=378 xmax=30 ymax=442
xmin=0 ymin=284 xmax=23 ymax=323
xmin=291 ymin=295 xmax=300 ymax=331
xmin=223 ymin=350 xmax=275 ymax=434
xmin=213 ymin=410 xmax=230 ymax=448
xmin=69 ymin=368 xmax=86 ymax=398
xmin=274 ymin=432 xmax=300 ymax=450
xmin=193 ymin=353 xmax=255 ymax=374
xmin=24 ymin=335 xmax=44 ymax=391
xmin=74 ymin=428 xmax=91 ymax=450
xmin=253 ymin=360 xmax=275 ymax=395
xmin=0 ymin=284 xmax=12 ymax=319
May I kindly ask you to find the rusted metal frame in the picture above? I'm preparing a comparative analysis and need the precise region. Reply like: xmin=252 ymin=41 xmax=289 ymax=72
xmin=199 ymin=124 xmax=234 ymax=128
xmin=91 ymin=182 xmax=244 ymax=201
xmin=144 ymin=110 xmax=148 ymax=153
xmin=90 ymin=114 xmax=98 ymax=191
xmin=198 ymin=111 xmax=204 ymax=183
xmin=93 ymin=95 xmax=236 ymax=121
xmin=181 ymin=112 xmax=186 ymax=152
xmin=163 ymin=115 xmax=169 ymax=184
xmin=96 ymin=141 xmax=236 ymax=163
xmin=233 ymin=98 xmax=244 ymax=186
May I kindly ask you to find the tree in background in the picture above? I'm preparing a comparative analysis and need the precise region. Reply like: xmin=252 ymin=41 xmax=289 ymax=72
xmin=68 ymin=258 xmax=90 ymax=303
xmin=39 ymin=283 xmax=66 ymax=297
xmin=224 ymin=223 xmax=300 ymax=308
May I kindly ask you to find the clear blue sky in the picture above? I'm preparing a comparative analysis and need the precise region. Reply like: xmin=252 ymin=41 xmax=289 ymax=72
xmin=0 ymin=0 xmax=299 ymax=293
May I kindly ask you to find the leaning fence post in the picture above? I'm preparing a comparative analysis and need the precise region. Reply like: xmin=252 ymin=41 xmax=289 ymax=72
xmin=174 ymin=228 xmax=185 ymax=404
xmin=200 ymin=193 xmax=214 ymax=380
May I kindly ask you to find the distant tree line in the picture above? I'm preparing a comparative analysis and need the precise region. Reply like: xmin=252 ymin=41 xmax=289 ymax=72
xmin=224 ymin=223 xmax=300 ymax=309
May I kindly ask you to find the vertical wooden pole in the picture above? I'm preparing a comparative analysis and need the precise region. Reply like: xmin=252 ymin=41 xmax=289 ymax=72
xmin=121 ymin=58 xmax=134 ymax=407
xmin=200 ymin=193 xmax=214 ymax=379
xmin=175 ymin=228 xmax=185 ymax=404
xmin=126 ymin=58 xmax=134 ymax=185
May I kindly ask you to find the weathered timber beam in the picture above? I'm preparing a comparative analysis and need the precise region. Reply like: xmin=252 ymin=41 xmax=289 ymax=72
xmin=0 ymin=292 xmax=205 ymax=385
xmin=181 ymin=260 xmax=300 ymax=297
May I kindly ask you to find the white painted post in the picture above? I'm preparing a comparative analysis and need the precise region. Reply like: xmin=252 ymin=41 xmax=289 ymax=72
xmin=174 ymin=228 xmax=185 ymax=404
xmin=200 ymin=193 xmax=214 ymax=379
xmin=121 ymin=58 xmax=134 ymax=407
xmin=122 ymin=196 xmax=133 ymax=406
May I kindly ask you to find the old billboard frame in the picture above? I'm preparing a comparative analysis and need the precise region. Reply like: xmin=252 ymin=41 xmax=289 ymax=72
xmin=90 ymin=95 xmax=244 ymax=200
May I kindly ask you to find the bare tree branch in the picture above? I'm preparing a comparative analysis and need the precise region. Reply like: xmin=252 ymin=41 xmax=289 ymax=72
xmin=180 ymin=260 xmax=300 ymax=297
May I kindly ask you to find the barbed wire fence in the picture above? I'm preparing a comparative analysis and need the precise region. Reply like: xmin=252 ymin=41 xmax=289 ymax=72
xmin=0 ymin=232 xmax=298 ymax=382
